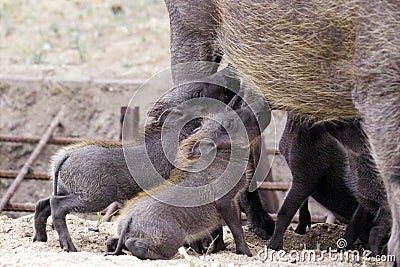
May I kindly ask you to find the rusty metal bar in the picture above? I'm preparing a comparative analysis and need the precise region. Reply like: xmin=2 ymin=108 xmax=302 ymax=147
xmin=4 ymin=202 xmax=118 ymax=214
xmin=270 ymin=213 xmax=327 ymax=223
xmin=0 ymin=169 xmax=49 ymax=180
xmin=0 ymin=74 xmax=143 ymax=88
xmin=0 ymin=135 xmax=115 ymax=146
xmin=0 ymin=136 xmax=280 ymax=155
xmin=241 ymin=213 xmax=327 ymax=223
xmin=0 ymin=109 xmax=64 ymax=211
xmin=2 ymin=202 xmax=36 ymax=212
xmin=0 ymin=169 xmax=291 ymax=191
xmin=120 ymin=106 xmax=140 ymax=141
xmin=120 ymin=107 xmax=128 ymax=141
xmin=132 ymin=106 xmax=140 ymax=138
xmin=258 ymin=182 xmax=291 ymax=191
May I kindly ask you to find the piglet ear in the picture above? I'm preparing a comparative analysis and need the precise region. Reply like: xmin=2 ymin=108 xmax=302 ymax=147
xmin=155 ymin=108 xmax=172 ymax=125
xmin=206 ymin=65 xmax=241 ymax=94
xmin=192 ymin=138 xmax=217 ymax=156
xmin=246 ymin=100 xmax=271 ymax=133
xmin=221 ymin=66 xmax=244 ymax=111
xmin=226 ymin=95 xmax=243 ymax=111
xmin=220 ymin=65 xmax=241 ymax=95
xmin=234 ymin=98 xmax=271 ymax=142
xmin=156 ymin=107 xmax=185 ymax=126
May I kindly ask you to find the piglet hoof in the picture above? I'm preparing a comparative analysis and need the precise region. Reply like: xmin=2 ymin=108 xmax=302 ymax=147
xmin=33 ymin=233 xmax=47 ymax=243
xmin=62 ymin=246 xmax=78 ymax=253
xmin=236 ymin=245 xmax=252 ymax=257
xmin=248 ymin=214 xmax=275 ymax=240
xmin=186 ymin=239 xmax=207 ymax=254
xmin=60 ymin=240 xmax=77 ymax=252
xmin=210 ymin=240 xmax=226 ymax=253
xmin=250 ymin=226 xmax=271 ymax=240
xmin=125 ymin=238 xmax=150 ymax=260
xmin=294 ymin=218 xmax=311 ymax=235
xmin=106 ymin=238 xmax=119 ymax=253
xmin=267 ymin=238 xmax=283 ymax=251
xmin=294 ymin=224 xmax=309 ymax=235
xmin=105 ymin=251 xmax=126 ymax=256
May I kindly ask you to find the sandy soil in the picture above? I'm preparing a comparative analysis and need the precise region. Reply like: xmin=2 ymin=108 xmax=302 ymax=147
xmin=0 ymin=214 xmax=383 ymax=267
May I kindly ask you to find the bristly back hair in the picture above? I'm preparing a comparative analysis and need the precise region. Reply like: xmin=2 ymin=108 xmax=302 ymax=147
xmin=213 ymin=0 xmax=364 ymax=121
xmin=119 ymin=134 xmax=206 ymax=215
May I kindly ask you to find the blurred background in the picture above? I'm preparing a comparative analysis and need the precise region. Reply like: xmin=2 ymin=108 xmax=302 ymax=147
xmin=0 ymin=0 xmax=170 ymax=79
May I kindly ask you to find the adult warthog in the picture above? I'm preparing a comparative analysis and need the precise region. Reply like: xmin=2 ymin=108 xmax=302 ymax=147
xmin=164 ymin=0 xmax=399 ymax=263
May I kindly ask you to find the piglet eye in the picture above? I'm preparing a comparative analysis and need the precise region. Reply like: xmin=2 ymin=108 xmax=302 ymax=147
xmin=225 ymin=92 xmax=231 ymax=101
xmin=170 ymin=108 xmax=184 ymax=119
xmin=224 ymin=120 xmax=234 ymax=131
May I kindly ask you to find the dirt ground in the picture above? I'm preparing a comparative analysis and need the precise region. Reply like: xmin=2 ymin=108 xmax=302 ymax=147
xmin=0 ymin=215 xmax=384 ymax=267
xmin=0 ymin=1 xmax=370 ymax=266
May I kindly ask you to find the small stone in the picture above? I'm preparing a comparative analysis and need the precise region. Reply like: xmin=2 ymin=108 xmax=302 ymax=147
xmin=22 ymin=231 xmax=32 ymax=237
xmin=315 ymin=249 xmax=322 ymax=257
xmin=2 ymin=226 xmax=12 ymax=233
xmin=88 ymin=226 xmax=100 ymax=232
